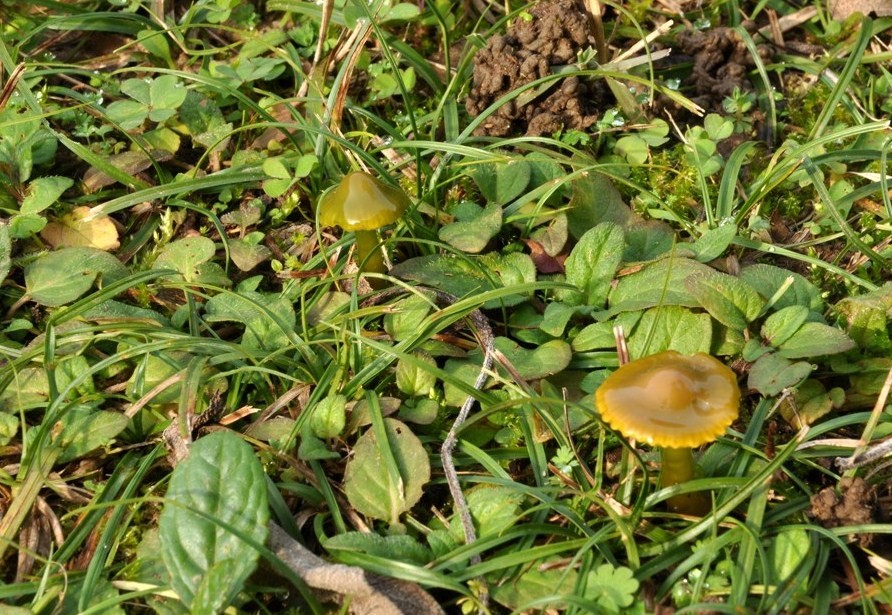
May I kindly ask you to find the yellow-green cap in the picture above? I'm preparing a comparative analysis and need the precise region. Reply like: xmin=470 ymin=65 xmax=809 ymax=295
xmin=317 ymin=171 xmax=411 ymax=231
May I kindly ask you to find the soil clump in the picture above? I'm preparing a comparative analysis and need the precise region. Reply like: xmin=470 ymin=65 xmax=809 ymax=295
xmin=465 ymin=0 xmax=604 ymax=137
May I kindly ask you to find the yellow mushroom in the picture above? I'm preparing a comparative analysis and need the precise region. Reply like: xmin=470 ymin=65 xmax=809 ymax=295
xmin=317 ymin=171 xmax=411 ymax=285
xmin=595 ymin=350 xmax=740 ymax=515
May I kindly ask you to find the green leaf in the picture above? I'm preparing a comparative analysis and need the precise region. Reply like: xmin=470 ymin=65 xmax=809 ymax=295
xmin=205 ymin=290 xmax=295 ymax=350
xmin=690 ymin=224 xmax=737 ymax=262
xmin=539 ymin=301 xmax=576 ymax=337
xmin=761 ymin=305 xmax=810 ymax=347
xmin=493 ymin=337 xmax=571 ymax=379
xmin=0 ymin=222 xmax=10 ymax=284
xmin=21 ymin=176 xmax=74 ymax=215
xmin=491 ymin=562 xmax=578 ymax=609
xmin=704 ymin=113 xmax=734 ymax=140
xmin=159 ymin=431 xmax=269 ymax=612
xmin=563 ymin=223 xmax=624 ymax=308
xmin=0 ymin=413 xmax=18 ymax=446
xmin=149 ymin=75 xmax=187 ymax=113
xmin=438 ymin=201 xmax=502 ymax=253
xmin=781 ymin=379 xmax=841 ymax=427
xmin=153 ymin=236 xmax=216 ymax=282
xmin=623 ymin=220 xmax=674 ymax=262
xmin=398 ymin=398 xmax=439 ymax=425
xmin=391 ymin=253 xmax=534 ymax=309
xmin=106 ymin=99 xmax=148 ymax=130
xmin=471 ymin=159 xmax=530 ymax=204
xmin=309 ymin=394 xmax=347 ymax=439
xmin=777 ymin=322 xmax=856 ymax=358
xmin=396 ymin=351 xmax=437 ymax=397
xmin=836 ymin=283 xmax=892 ymax=353
xmin=739 ymin=264 xmax=824 ymax=312
xmin=382 ymin=294 xmax=432 ymax=340
xmin=615 ymin=135 xmax=649 ymax=165
xmin=449 ymin=485 xmax=524 ymax=541
xmin=607 ymin=257 xmax=712 ymax=314
xmin=627 ymin=306 xmax=713 ymax=357
xmin=56 ymin=405 xmax=130 ymax=463
xmin=768 ymin=528 xmax=810 ymax=585
xmin=121 ymin=78 xmax=152 ymax=104
xmin=584 ymin=564 xmax=639 ymax=612
xmin=325 ymin=532 xmax=432 ymax=566
xmin=747 ymin=353 xmax=813 ymax=397
xmin=228 ymin=238 xmax=271 ymax=271
xmin=567 ymin=171 xmax=631 ymax=238
xmin=686 ymin=271 xmax=765 ymax=330
xmin=8 ymin=214 xmax=47 ymax=239
xmin=25 ymin=247 xmax=128 ymax=307
xmin=572 ymin=320 xmax=617 ymax=352
xmin=343 ymin=418 xmax=430 ymax=524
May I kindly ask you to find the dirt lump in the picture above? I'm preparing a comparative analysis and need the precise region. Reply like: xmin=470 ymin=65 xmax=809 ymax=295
xmin=465 ymin=0 xmax=602 ymax=137
xmin=810 ymin=476 xmax=879 ymax=547
xmin=675 ymin=27 xmax=754 ymax=111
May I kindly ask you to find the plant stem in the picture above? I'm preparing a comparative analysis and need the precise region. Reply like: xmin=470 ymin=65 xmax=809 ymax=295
xmin=353 ymin=229 xmax=385 ymax=279
xmin=661 ymin=447 xmax=708 ymax=515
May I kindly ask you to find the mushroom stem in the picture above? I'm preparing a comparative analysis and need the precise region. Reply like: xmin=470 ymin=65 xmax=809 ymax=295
xmin=661 ymin=447 xmax=709 ymax=515
xmin=353 ymin=229 xmax=386 ymax=279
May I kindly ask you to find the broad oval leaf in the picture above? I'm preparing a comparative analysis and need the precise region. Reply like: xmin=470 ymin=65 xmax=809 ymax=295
xmin=159 ymin=431 xmax=269 ymax=613
xmin=493 ymin=337 xmax=571 ymax=380
xmin=563 ymin=222 xmax=624 ymax=308
xmin=25 ymin=247 xmax=128 ymax=307
xmin=438 ymin=202 xmax=502 ymax=253
xmin=777 ymin=322 xmax=856 ymax=358
xmin=41 ymin=206 xmax=120 ymax=250
xmin=343 ymin=418 xmax=430 ymax=524
xmin=686 ymin=270 xmax=765 ymax=330
xmin=153 ymin=236 xmax=216 ymax=281
xmin=626 ymin=305 xmax=713 ymax=357
xmin=760 ymin=305 xmax=809 ymax=347
xmin=747 ymin=353 xmax=813 ymax=397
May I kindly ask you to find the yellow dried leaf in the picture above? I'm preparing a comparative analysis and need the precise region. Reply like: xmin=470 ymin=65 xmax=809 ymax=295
xmin=41 ymin=206 xmax=120 ymax=251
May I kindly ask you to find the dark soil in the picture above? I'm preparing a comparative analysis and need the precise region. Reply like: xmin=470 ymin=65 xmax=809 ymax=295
xmin=675 ymin=27 xmax=755 ymax=111
xmin=465 ymin=0 xmax=604 ymax=137
xmin=810 ymin=476 xmax=879 ymax=547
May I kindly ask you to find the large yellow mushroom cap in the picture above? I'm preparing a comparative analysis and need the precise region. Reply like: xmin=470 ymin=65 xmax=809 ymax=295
xmin=595 ymin=351 xmax=740 ymax=448
xmin=317 ymin=171 xmax=411 ymax=231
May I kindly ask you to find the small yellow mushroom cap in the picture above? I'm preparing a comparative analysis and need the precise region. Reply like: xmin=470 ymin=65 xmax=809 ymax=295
xmin=317 ymin=171 xmax=411 ymax=231
xmin=595 ymin=351 xmax=740 ymax=448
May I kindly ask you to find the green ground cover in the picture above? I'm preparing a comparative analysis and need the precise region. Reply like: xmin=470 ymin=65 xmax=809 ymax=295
xmin=1 ymin=0 xmax=892 ymax=612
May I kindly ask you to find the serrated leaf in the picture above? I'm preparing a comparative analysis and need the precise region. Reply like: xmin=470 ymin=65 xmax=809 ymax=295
xmin=563 ymin=222 xmax=624 ymax=308
xmin=343 ymin=418 xmax=430 ymax=524
xmin=159 ymin=431 xmax=269 ymax=612
xmin=493 ymin=337 xmax=571 ymax=379
xmin=627 ymin=305 xmax=713 ymax=357
xmin=41 ymin=206 xmax=120 ymax=250
xmin=471 ymin=160 xmax=530 ymax=204
xmin=25 ymin=247 xmax=128 ymax=307
xmin=777 ymin=322 xmax=856 ymax=358
xmin=690 ymin=224 xmax=737 ymax=262
xmin=687 ymin=270 xmax=765 ymax=330
xmin=761 ymin=305 xmax=809 ymax=347
xmin=21 ymin=176 xmax=74 ymax=215
xmin=747 ymin=353 xmax=813 ymax=397
xmin=438 ymin=201 xmax=502 ymax=253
